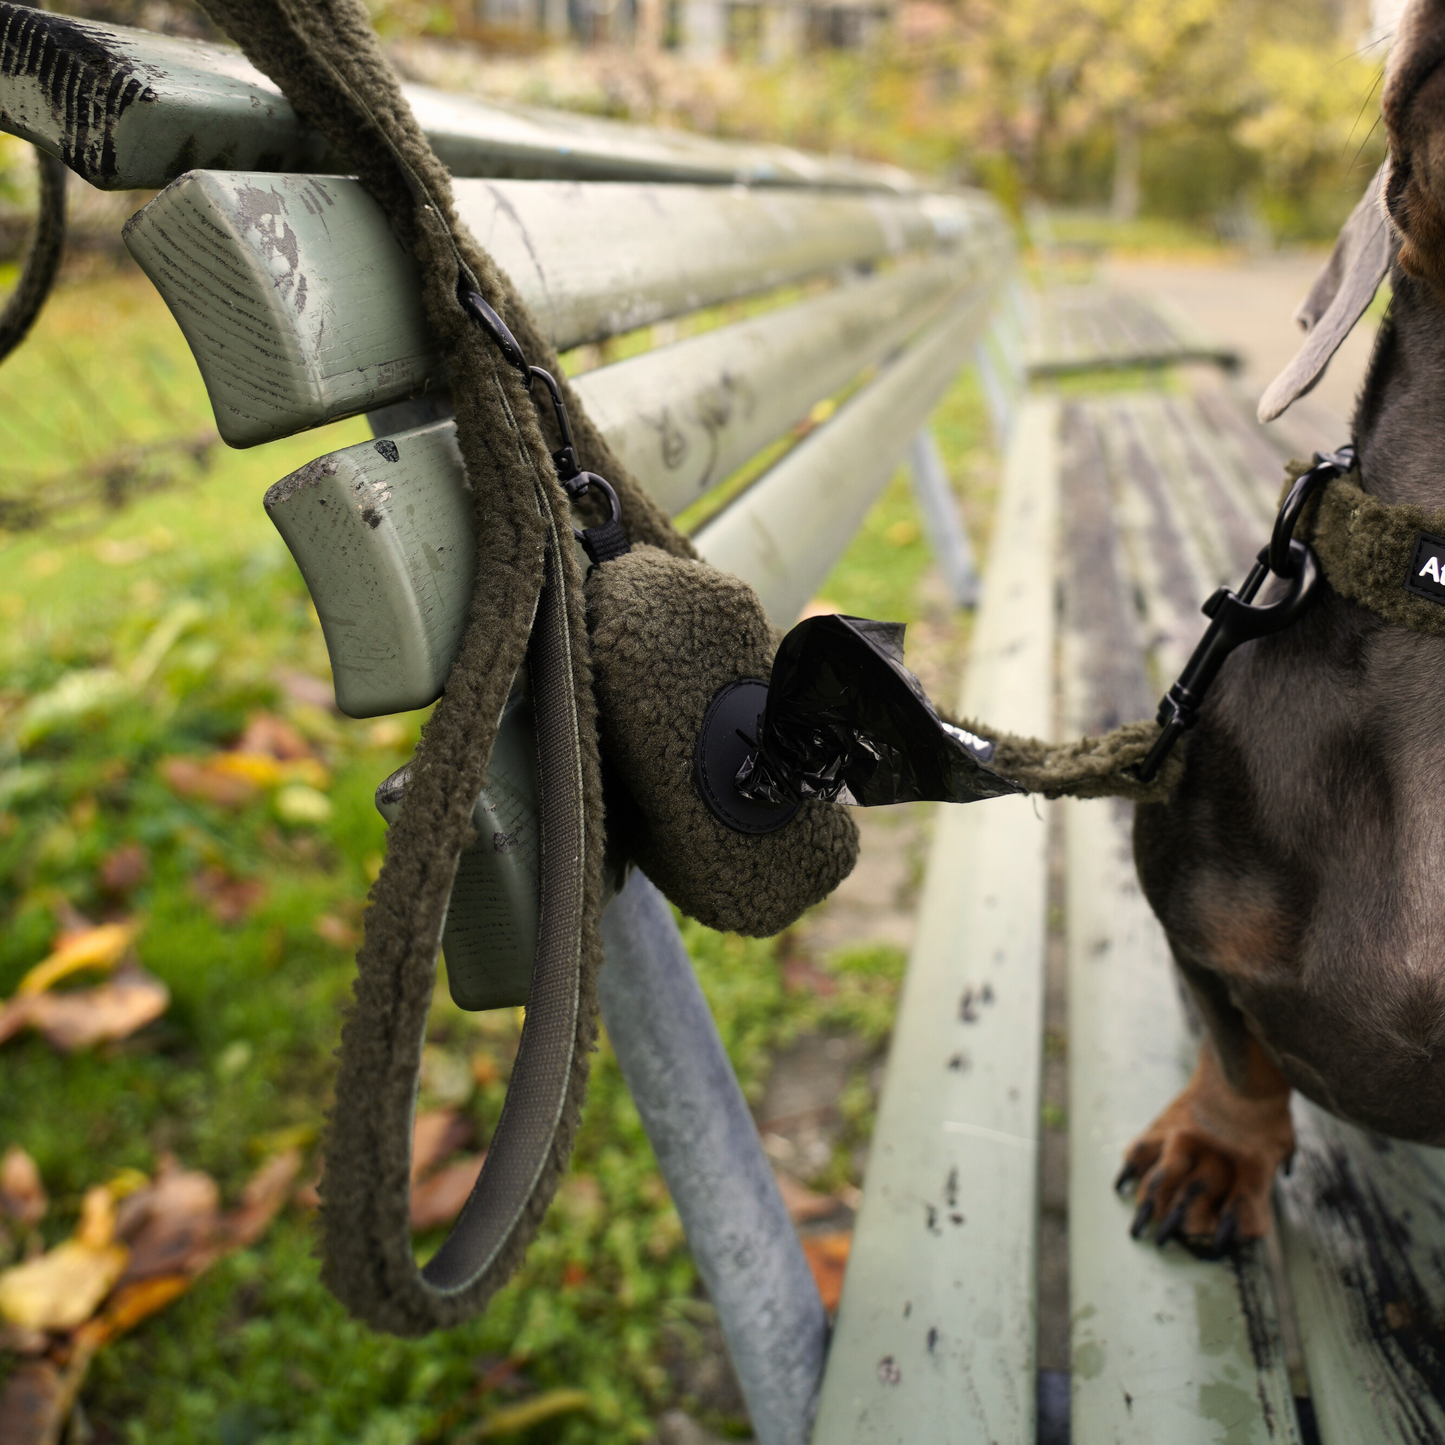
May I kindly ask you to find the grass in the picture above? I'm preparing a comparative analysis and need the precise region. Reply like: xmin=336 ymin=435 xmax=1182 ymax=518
xmin=0 ymin=265 xmax=994 ymax=1442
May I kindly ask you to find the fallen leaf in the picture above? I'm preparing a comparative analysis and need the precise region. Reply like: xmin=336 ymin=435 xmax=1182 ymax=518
xmin=0 ymin=1360 xmax=65 ymax=1445
xmin=235 ymin=712 xmax=314 ymax=761
xmin=82 ymin=1274 xmax=190 ymax=1347
xmin=420 ymin=1046 xmax=474 ymax=1107
xmin=159 ymin=756 xmax=259 ymax=807
xmin=801 ymin=1231 xmax=851 ymax=1312
xmin=0 ymin=1147 xmax=46 ymax=1227
xmin=115 ymin=1159 xmax=221 ymax=1282
xmin=412 ymin=1109 xmax=474 ymax=1181
xmin=17 ymin=922 xmax=139 ymax=996
xmin=275 ymin=783 xmax=332 ymax=824
xmin=312 ymin=914 xmax=360 ymax=948
xmin=0 ymin=1188 xmax=127 ymax=1331
xmin=222 ymin=1148 xmax=302 ymax=1248
xmin=191 ymin=866 xmax=267 ymax=926
xmin=274 ymin=669 xmax=336 ymax=712
xmin=773 ymin=1170 xmax=839 ymax=1224
xmin=98 ymin=842 xmax=150 ymax=896
xmin=20 ymin=962 xmax=169 ymax=1052
xmin=410 ymin=1155 xmax=485 ymax=1232
xmin=0 ymin=1337 xmax=97 ymax=1445
xmin=0 ymin=1320 xmax=48 ymax=1355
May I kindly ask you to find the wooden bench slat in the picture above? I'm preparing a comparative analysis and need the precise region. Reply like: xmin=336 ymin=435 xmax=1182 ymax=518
xmin=580 ymin=253 xmax=967 ymax=518
xmin=1060 ymin=395 xmax=1303 ymax=1443
xmin=810 ymin=396 xmax=1057 ymax=1445
xmin=694 ymin=288 xmax=993 ymax=626
xmin=0 ymin=4 xmax=913 ymax=193
xmin=1276 ymin=1101 xmax=1445 ymax=1440
xmin=1026 ymin=288 xmax=1239 ymax=379
xmin=265 ymin=284 xmax=999 ymax=716
xmin=124 ymin=170 xmax=1002 ymax=448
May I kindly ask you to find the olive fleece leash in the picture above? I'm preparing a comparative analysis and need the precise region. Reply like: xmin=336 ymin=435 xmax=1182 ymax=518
xmin=190 ymin=0 xmax=688 ymax=1334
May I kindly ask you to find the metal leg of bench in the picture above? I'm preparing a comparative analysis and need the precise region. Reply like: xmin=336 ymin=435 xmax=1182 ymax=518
xmin=599 ymin=871 xmax=826 ymax=1445
xmin=908 ymin=427 xmax=979 ymax=608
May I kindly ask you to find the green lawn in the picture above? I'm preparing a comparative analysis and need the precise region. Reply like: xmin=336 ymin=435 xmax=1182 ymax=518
xmin=0 ymin=266 xmax=992 ymax=1443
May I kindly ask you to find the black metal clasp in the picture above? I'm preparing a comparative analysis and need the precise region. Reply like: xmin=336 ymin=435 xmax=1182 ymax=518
xmin=1132 ymin=445 xmax=1355 ymax=784
xmin=460 ymin=287 xmax=628 ymax=562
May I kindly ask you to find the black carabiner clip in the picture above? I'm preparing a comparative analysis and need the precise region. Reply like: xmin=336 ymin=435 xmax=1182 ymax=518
xmin=1132 ymin=445 xmax=1355 ymax=784
xmin=459 ymin=287 xmax=628 ymax=564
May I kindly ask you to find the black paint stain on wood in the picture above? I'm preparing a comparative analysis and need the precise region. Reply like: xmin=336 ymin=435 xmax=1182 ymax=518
xmin=0 ymin=7 xmax=157 ymax=183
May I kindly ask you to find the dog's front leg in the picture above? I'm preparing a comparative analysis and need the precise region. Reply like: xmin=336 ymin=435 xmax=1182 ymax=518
xmin=1117 ymin=1030 xmax=1294 ymax=1253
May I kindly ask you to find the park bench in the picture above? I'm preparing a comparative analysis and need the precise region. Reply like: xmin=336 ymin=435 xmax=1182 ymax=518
xmin=4 ymin=9 xmax=1443 ymax=1444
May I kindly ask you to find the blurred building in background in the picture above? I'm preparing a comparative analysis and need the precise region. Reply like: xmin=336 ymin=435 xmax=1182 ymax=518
xmin=462 ymin=0 xmax=893 ymax=54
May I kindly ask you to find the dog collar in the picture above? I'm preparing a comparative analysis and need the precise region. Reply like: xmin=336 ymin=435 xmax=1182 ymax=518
xmin=1295 ymin=464 xmax=1445 ymax=638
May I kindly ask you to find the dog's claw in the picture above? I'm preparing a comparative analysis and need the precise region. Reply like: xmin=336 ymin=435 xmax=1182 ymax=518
xmin=1209 ymin=1209 xmax=1239 ymax=1258
xmin=1114 ymin=1161 xmax=1139 ymax=1194
xmin=1129 ymin=1196 xmax=1155 ymax=1239
xmin=1155 ymin=1183 xmax=1204 ymax=1249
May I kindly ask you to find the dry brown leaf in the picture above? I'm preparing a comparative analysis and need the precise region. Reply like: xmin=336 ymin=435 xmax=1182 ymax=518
xmin=223 ymin=1148 xmax=302 ymax=1248
xmin=0 ymin=1188 xmax=128 ymax=1331
xmin=191 ymin=866 xmax=267 ymax=926
xmin=97 ymin=842 xmax=150 ymax=896
xmin=312 ymin=914 xmax=360 ymax=948
xmin=0 ymin=1320 xmax=49 ymax=1355
xmin=410 ymin=1155 xmax=485 ymax=1232
xmin=0 ymin=1147 xmax=47 ymax=1227
xmin=412 ymin=1109 xmax=474 ymax=1181
xmin=801 ymin=1231 xmax=851 ymax=1312
xmin=115 ymin=1159 xmax=222 ymax=1283
xmin=236 ymin=712 xmax=314 ymax=761
xmin=22 ymin=962 xmax=169 ymax=1052
xmin=773 ymin=1170 xmax=839 ymax=1224
xmin=158 ymin=756 xmax=259 ymax=807
xmin=0 ymin=1360 xmax=66 ymax=1445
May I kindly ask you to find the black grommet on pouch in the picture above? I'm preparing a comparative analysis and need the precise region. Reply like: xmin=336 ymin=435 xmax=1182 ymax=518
xmin=694 ymin=679 xmax=800 ymax=836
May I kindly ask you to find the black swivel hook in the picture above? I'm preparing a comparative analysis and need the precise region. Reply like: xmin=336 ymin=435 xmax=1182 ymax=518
xmin=1132 ymin=446 xmax=1355 ymax=784
xmin=460 ymin=288 xmax=629 ymax=566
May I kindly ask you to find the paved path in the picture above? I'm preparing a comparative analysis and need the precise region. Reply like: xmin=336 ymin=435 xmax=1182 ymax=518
xmin=1106 ymin=251 xmax=1379 ymax=455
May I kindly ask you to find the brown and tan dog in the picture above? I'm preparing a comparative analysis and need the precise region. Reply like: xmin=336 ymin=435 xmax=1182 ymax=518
xmin=1120 ymin=0 xmax=1445 ymax=1251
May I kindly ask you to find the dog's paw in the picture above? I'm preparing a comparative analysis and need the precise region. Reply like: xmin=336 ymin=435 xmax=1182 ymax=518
xmin=1115 ymin=1043 xmax=1294 ymax=1255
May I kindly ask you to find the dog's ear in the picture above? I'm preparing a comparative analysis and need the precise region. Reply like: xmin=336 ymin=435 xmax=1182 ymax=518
xmin=1258 ymin=164 xmax=1393 ymax=423
xmin=1382 ymin=0 xmax=1445 ymax=288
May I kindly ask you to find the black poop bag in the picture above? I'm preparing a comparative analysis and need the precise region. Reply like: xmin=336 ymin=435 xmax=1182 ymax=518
xmin=734 ymin=613 xmax=1023 ymax=807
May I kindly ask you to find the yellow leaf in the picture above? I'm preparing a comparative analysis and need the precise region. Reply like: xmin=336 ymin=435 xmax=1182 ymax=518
xmin=0 ymin=1188 xmax=128 ymax=1331
xmin=17 ymin=921 xmax=139 ymax=997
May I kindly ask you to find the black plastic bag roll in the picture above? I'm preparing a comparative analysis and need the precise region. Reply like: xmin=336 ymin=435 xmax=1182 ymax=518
xmin=735 ymin=613 xmax=1024 ymax=807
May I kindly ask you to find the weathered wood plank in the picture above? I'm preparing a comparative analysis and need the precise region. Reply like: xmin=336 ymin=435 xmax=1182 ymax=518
xmin=810 ymin=396 xmax=1058 ymax=1445
xmin=580 ymin=254 xmax=968 ymax=517
xmin=124 ymin=169 xmax=1005 ymax=447
xmin=1062 ymin=397 xmax=1302 ymax=1444
xmin=694 ymin=287 xmax=994 ymax=626
xmin=0 ymin=3 xmax=913 ymax=193
xmin=262 ymin=267 xmax=994 ymax=716
xmin=1027 ymin=288 xmax=1239 ymax=379
xmin=1275 ymin=1094 xmax=1445 ymax=1441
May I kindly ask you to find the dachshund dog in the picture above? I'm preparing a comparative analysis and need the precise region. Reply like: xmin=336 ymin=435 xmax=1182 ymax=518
xmin=1120 ymin=0 xmax=1445 ymax=1250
